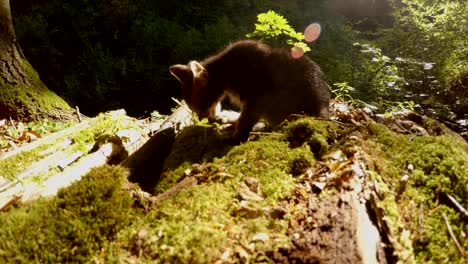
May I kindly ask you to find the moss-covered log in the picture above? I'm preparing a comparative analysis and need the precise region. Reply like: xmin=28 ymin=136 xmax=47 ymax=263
xmin=0 ymin=110 xmax=466 ymax=263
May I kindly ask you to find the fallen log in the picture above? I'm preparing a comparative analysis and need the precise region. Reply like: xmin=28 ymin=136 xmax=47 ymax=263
xmin=24 ymin=141 xmax=125 ymax=200
xmin=0 ymin=110 xmax=145 ymax=210
xmin=0 ymin=119 xmax=90 ymax=161
xmin=122 ymin=103 xmax=194 ymax=191
xmin=160 ymin=100 xmax=194 ymax=132
xmin=1 ymin=105 xmax=194 ymax=210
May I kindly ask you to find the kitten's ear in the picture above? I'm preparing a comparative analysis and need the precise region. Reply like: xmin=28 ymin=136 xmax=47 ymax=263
xmin=189 ymin=61 xmax=209 ymax=87
xmin=170 ymin=64 xmax=193 ymax=84
xmin=189 ymin=61 xmax=208 ymax=77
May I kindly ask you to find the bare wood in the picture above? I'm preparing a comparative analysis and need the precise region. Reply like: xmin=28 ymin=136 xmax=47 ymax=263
xmin=0 ymin=106 xmax=189 ymax=208
xmin=0 ymin=110 xmax=148 ymax=209
xmin=21 ymin=142 xmax=124 ymax=201
xmin=16 ymin=150 xmax=67 ymax=180
xmin=75 ymin=106 xmax=82 ymax=123
xmin=122 ymin=104 xmax=193 ymax=191
xmin=121 ymin=127 xmax=175 ymax=170
xmin=121 ymin=127 xmax=175 ymax=193
xmin=159 ymin=102 xmax=194 ymax=132
xmin=42 ymin=142 xmax=124 ymax=197
xmin=116 ymin=129 xmax=149 ymax=157
xmin=57 ymin=150 xmax=85 ymax=170
xmin=1 ymin=142 xmax=124 ymax=209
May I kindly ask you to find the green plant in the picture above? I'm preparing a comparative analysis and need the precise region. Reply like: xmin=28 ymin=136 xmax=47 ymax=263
xmin=332 ymin=82 xmax=359 ymax=106
xmin=246 ymin=10 xmax=310 ymax=53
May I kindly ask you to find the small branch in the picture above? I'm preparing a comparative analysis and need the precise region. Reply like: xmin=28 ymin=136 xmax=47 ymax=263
xmin=289 ymin=114 xmax=350 ymax=126
xmin=439 ymin=192 xmax=468 ymax=221
xmin=0 ymin=195 xmax=20 ymax=212
xmin=75 ymin=106 xmax=82 ymax=123
xmin=159 ymin=103 xmax=194 ymax=133
xmin=249 ymin=131 xmax=284 ymax=136
xmin=3 ymin=134 xmax=21 ymax=143
xmin=442 ymin=212 xmax=465 ymax=256
xmin=8 ymin=116 xmax=16 ymax=130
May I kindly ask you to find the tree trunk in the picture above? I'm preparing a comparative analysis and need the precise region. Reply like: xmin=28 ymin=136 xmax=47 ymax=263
xmin=0 ymin=0 xmax=74 ymax=121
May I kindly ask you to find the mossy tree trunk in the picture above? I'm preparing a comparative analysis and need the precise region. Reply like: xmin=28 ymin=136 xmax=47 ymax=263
xmin=0 ymin=0 xmax=74 ymax=121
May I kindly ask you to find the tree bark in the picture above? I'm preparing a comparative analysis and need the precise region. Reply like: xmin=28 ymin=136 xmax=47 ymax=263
xmin=0 ymin=0 xmax=30 ymax=86
xmin=0 ymin=0 xmax=73 ymax=120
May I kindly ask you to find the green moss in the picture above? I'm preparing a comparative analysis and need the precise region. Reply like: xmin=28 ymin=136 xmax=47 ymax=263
xmin=2 ymin=115 xmax=465 ymax=262
xmin=368 ymin=123 xmax=467 ymax=205
xmin=0 ymin=59 xmax=72 ymax=120
xmin=412 ymin=206 xmax=466 ymax=264
xmin=153 ymin=162 xmax=192 ymax=194
xmin=0 ymin=165 xmax=132 ymax=263
xmin=107 ymin=136 xmax=314 ymax=262
xmin=0 ymin=147 xmax=44 ymax=180
xmin=282 ymin=118 xmax=335 ymax=158
xmin=364 ymin=121 xmax=468 ymax=262
xmin=288 ymin=153 xmax=314 ymax=176
xmin=162 ymin=126 xmax=231 ymax=170
xmin=221 ymin=139 xmax=310 ymax=203
xmin=155 ymin=125 xmax=231 ymax=194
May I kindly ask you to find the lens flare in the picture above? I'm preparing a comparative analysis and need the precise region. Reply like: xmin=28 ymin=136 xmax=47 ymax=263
xmin=304 ymin=23 xmax=321 ymax=43
xmin=291 ymin=46 xmax=304 ymax=59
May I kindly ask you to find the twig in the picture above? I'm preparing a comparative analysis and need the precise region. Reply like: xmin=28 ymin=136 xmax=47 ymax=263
xmin=249 ymin=132 xmax=284 ymax=136
xmin=439 ymin=192 xmax=468 ymax=221
xmin=442 ymin=212 xmax=465 ymax=256
xmin=75 ymin=106 xmax=82 ymax=123
xmin=8 ymin=116 xmax=16 ymax=130
xmin=171 ymin=97 xmax=192 ymax=113
xmin=289 ymin=114 xmax=350 ymax=126
xmin=3 ymin=134 xmax=21 ymax=143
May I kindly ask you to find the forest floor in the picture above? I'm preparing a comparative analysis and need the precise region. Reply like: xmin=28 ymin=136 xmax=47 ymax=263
xmin=0 ymin=102 xmax=466 ymax=263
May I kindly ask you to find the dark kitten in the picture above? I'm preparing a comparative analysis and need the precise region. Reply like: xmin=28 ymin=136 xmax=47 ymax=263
xmin=170 ymin=40 xmax=330 ymax=142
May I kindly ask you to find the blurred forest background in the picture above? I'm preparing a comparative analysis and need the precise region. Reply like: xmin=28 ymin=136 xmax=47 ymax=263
xmin=10 ymin=0 xmax=467 ymax=129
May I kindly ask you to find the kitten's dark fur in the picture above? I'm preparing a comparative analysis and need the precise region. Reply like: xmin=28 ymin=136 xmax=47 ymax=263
xmin=170 ymin=40 xmax=331 ymax=142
